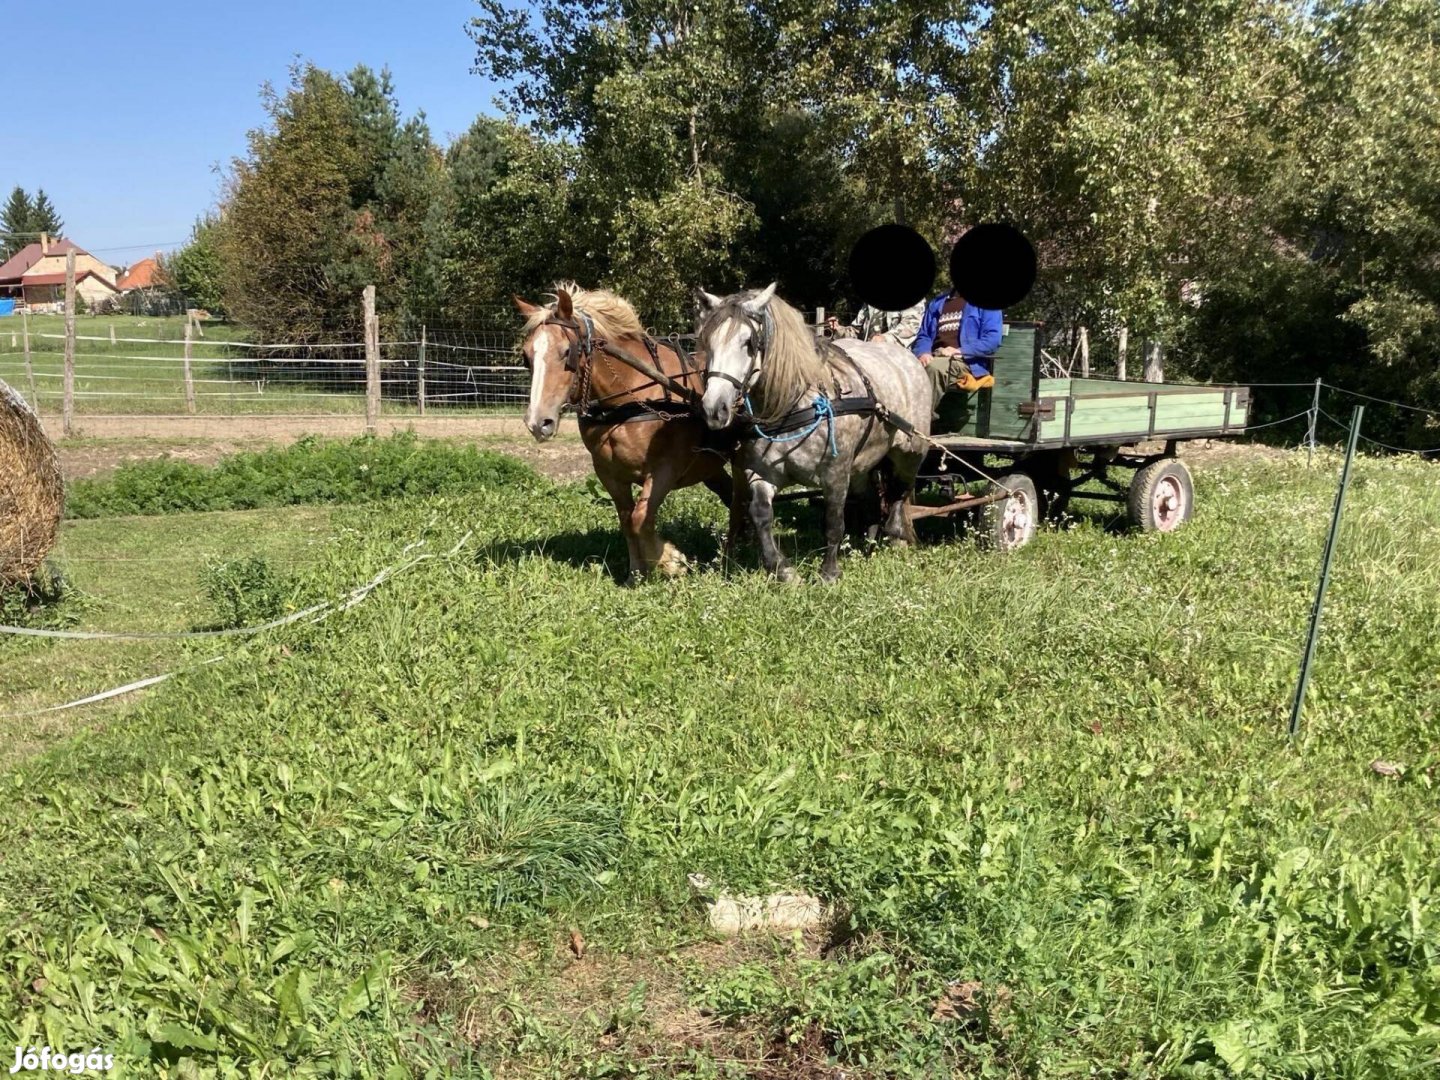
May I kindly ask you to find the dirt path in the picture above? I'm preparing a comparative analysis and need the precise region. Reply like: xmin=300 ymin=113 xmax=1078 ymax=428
xmin=46 ymin=413 xmax=598 ymax=483
xmin=45 ymin=412 xmax=1286 ymax=486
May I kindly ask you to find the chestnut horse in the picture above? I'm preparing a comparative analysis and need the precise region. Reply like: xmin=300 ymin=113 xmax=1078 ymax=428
xmin=514 ymin=284 xmax=740 ymax=581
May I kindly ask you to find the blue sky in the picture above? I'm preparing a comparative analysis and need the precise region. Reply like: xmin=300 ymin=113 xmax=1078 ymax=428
xmin=0 ymin=0 xmax=507 ymax=264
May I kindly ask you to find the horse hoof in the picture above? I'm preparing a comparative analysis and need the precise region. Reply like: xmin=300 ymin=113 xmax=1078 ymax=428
xmin=775 ymin=565 xmax=799 ymax=584
xmin=819 ymin=568 xmax=842 ymax=585
xmin=657 ymin=544 xmax=690 ymax=578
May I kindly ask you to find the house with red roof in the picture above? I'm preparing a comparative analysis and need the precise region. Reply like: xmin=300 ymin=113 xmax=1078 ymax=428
xmin=0 ymin=234 xmax=121 ymax=311
xmin=117 ymin=256 xmax=162 ymax=292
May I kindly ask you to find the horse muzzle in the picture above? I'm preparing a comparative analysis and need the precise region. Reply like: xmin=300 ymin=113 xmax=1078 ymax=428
xmin=525 ymin=409 xmax=559 ymax=442
xmin=700 ymin=383 xmax=737 ymax=431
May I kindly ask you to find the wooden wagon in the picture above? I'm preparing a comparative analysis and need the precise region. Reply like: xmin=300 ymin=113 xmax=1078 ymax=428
xmin=910 ymin=321 xmax=1250 ymax=550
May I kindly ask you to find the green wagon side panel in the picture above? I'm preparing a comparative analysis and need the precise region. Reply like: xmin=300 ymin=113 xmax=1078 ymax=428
xmin=936 ymin=340 xmax=1248 ymax=445
xmin=933 ymin=323 xmax=1036 ymax=439
xmin=1035 ymin=382 xmax=1249 ymax=442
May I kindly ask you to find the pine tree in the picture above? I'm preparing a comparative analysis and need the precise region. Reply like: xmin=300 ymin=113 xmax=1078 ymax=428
xmin=1 ymin=186 xmax=34 ymax=261
xmin=29 ymin=189 xmax=63 ymax=239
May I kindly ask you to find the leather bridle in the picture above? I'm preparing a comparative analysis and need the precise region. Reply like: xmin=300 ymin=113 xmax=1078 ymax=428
xmin=702 ymin=304 xmax=773 ymax=397
xmin=527 ymin=312 xmax=597 ymax=409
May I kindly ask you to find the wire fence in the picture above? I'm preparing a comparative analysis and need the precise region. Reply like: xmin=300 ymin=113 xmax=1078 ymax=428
xmin=0 ymin=314 xmax=706 ymax=419
xmin=3 ymin=303 xmax=1438 ymax=456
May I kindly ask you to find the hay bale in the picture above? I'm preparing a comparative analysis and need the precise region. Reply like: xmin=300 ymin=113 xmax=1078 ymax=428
xmin=0 ymin=379 xmax=64 ymax=587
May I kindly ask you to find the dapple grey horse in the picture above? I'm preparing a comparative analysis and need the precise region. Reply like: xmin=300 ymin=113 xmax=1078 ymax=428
xmin=697 ymin=284 xmax=932 ymax=583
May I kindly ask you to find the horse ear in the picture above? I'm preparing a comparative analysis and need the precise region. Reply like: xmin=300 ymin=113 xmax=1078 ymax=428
xmin=742 ymin=282 xmax=778 ymax=314
xmin=555 ymin=289 xmax=574 ymax=320
xmin=696 ymin=289 xmax=724 ymax=311
xmin=513 ymin=294 xmax=541 ymax=317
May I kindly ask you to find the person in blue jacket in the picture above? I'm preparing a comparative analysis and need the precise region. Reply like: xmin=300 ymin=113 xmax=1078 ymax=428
xmin=912 ymin=289 xmax=1003 ymax=416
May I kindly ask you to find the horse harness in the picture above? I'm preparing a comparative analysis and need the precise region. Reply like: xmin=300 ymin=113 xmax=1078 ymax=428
xmin=541 ymin=313 xmax=702 ymax=428
xmin=700 ymin=300 xmax=888 ymax=454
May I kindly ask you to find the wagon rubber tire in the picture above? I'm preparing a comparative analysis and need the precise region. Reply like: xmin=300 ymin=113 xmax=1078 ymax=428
xmin=1128 ymin=458 xmax=1194 ymax=533
xmin=979 ymin=472 xmax=1039 ymax=552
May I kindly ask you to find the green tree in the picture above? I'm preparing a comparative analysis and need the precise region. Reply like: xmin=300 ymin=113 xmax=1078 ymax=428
xmin=1302 ymin=0 xmax=1440 ymax=409
xmin=1 ymin=187 xmax=35 ymax=261
xmin=420 ymin=117 xmax=583 ymax=320
xmin=471 ymin=0 xmax=877 ymax=326
xmin=160 ymin=216 xmax=226 ymax=314
xmin=217 ymin=63 xmax=442 ymax=339
xmin=29 ymin=188 xmax=63 ymax=239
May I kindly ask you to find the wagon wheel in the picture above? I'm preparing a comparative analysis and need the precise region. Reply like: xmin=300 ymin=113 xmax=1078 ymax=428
xmin=1127 ymin=459 xmax=1194 ymax=533
xmin=979 ymin=472 xmax=1039 ymax=552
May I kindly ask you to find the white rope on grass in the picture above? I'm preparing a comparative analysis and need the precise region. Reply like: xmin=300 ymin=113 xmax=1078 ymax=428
xmin=2 ymin=659 xmax=227 ymax=717
xmin=0 ymin=532 xmax=473 ymax=717
xmin=1 ymin=533 xmax=469 ymax=641
xmin=0 ymin=599 xmax=333 ymax=639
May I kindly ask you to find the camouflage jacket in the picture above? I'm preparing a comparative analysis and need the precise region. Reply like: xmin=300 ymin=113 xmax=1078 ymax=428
xmin=832 ymin=301 xmax=926 ymax=349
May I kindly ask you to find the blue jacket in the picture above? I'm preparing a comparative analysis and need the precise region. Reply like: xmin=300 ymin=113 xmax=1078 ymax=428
xmin=912 ymin=293 xmax=1004 ymax=374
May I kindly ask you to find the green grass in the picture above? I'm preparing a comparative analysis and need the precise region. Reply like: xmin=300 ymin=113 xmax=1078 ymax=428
xmin=2 ymin=449 xmax=1438 ymax=1076
xmin=0 ymin=506 xmax=337 ymax=769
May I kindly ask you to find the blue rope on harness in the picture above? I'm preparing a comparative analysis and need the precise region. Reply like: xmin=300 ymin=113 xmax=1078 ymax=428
xmin=747 ymin=393 xmax=839 ymax=457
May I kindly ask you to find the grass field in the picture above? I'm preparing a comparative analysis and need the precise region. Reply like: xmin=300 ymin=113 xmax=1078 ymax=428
xmin=1 ymin=445 xmax=1438 ymax=1076
xmin=0 ymin=314 xmax=523 ymax=418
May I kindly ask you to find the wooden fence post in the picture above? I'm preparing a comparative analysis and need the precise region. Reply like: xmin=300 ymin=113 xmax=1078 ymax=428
xmin=63 ymin=251 xmax=76 ymax=436
xmin=183 ymin=321 xmax=197 ymax=414
xmin=1078 ymin=326 xmax=1090 ymax=377
xmin=21 ymin=306 xmax=37 ymax=409
xmin=1117 ymin=326 xmax=1128 ymax=381
xmin=364 ymin=286 xmax=380 ymax=435
xmin=417 ymin=324 xmax=427 ymax=416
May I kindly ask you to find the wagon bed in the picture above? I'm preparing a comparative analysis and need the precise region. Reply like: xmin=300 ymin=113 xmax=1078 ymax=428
xmin=911 ymin=321 xmax=1250 ymax=549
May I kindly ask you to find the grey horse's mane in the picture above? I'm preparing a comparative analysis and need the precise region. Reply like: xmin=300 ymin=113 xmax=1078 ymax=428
xmin=699 ymin=290 xmax=829 ymax=423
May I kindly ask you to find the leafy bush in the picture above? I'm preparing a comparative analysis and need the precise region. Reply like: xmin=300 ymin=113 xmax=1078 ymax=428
xmin=0 ymin=565 xmax=79 ymax=630
xmin=66 ymin=432 xmax=540 ymax=518
xmin=199 ymin=555 xmax=294 ymax=630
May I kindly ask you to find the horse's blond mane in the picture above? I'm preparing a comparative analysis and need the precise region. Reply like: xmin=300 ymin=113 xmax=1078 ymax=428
xmin=521 ymin=282 xmax=646 ymax=343
xmin=700 ymin=289 xmax=830 ymax=422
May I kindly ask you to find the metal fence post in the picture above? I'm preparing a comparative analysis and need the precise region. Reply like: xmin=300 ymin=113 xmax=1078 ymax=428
xmin=63 ymin=251 xmax=76 ymax=436
xmin=1306 ymin=378 xmax=1321 ymax=466
xmin=1289 ymin=404 xmax=1363 ymax=739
